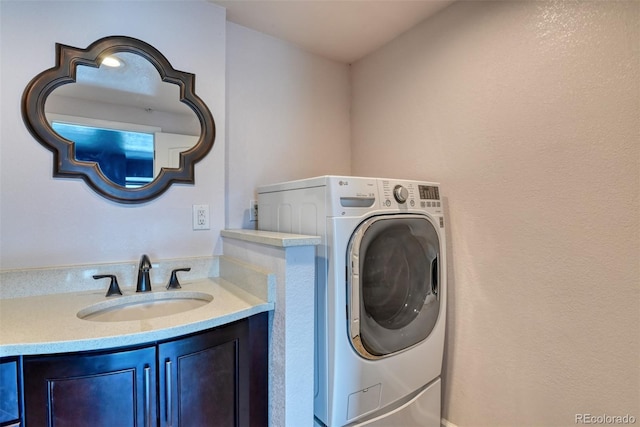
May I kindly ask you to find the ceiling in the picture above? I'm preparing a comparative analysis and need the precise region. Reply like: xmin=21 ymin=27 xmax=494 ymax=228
xmin=210 ymin=0 xmax=454 ymax=64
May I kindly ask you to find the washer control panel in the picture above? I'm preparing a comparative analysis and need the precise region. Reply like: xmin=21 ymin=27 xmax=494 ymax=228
xmin=379 ymin=179 xmax=442 ymax=212
xmin=325 ymin=176 xmax=442 ymax=215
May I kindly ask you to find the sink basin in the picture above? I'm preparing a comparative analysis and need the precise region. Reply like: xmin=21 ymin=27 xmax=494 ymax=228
xmin=78 ymin=291 xmax=213 ymax=322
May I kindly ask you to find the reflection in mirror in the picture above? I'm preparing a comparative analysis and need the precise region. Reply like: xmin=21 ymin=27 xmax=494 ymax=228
xmin=45 ymin=52 xmax=199 ymax=188
xmin=21 ymin=36 xmax=216 ymax=203
xmin=51 ymin=122 xmax=155 ymax=187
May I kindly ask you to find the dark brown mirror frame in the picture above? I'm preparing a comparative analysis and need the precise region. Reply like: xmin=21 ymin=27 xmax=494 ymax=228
xmin=21 ymin=35 xmax=216 ymax=204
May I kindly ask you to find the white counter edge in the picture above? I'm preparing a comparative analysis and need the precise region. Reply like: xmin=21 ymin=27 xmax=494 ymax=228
xmin=221 ymin=229 xmax=320 ymax=247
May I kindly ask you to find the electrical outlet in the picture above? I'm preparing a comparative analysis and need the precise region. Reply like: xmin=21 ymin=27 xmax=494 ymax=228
xmin=249 ymin=200 xmax=258 ymax=222
xmin=192 ymin=204 xmax=210 ymax=230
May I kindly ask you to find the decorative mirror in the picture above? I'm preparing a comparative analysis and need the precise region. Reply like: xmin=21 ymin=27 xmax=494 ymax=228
xmin=22 ymin=35 xmax=216 ymax=204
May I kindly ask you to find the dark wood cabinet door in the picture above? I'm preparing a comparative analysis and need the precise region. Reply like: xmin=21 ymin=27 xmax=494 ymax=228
xmin=247 ymin=313 xmax=268 ymax=427
xmin=20 ymin=313 xmax=268 ymax=427
xmin=158 ymin=321 xmax=249 ymax=427
xmin=23 ymin=346 xmax=157 ymax=427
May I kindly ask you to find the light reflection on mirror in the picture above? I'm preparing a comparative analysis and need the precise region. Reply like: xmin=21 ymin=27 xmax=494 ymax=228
xmin=44 ymin=52 xmax=200 ymax=188
xmin=101 ymin=56 xmax=123 ymax=68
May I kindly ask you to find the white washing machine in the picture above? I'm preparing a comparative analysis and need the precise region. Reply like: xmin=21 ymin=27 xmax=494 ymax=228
xmin=258 ymin=176 xmax=446 ymax=427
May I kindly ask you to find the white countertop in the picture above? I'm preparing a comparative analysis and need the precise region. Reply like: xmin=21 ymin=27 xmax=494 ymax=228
xmin=0 ymin=278 xmax=273 ymax=357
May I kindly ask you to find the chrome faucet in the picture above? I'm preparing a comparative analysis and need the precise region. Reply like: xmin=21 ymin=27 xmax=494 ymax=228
xmin=136 ymin=254 xmax=152 ymax=292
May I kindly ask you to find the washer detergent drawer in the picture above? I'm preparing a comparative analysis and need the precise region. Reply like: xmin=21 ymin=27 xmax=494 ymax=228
xmin=352 ymin=378 xmax=441 ymax=427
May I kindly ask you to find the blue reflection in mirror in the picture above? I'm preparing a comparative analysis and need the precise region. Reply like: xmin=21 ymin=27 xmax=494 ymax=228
xmin=52 ymin=122 xmax=154 ymax=188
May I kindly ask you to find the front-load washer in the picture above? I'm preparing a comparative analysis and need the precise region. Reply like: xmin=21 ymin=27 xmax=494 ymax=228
xmin=258 ymin=176 xmax=446 ymax=427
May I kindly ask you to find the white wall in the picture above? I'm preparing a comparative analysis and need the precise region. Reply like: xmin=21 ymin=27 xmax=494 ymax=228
xmin=225 ymin=23 xmax=351 ymax=229
xmin=351 ymin=1 xmax=639 ymax=426
xmin=0 ymin=1 xmax=226 ymax=269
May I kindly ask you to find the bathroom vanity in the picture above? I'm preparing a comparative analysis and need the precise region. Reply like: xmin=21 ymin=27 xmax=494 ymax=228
xmin=1 ymin=314 xmax=267 ymax=427
xmin=0 ymin=256 xmax=275 ymax=427
xmin=0 ymin=230 xmax=319 ymax=427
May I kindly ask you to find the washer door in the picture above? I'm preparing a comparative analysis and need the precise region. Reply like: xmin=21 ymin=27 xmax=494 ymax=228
xmin=348 ymin=214 xmax=441 ymax=359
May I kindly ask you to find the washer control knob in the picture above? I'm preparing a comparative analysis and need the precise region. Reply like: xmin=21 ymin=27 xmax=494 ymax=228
xmin=393 ymin=185 xmax=409 ymax=204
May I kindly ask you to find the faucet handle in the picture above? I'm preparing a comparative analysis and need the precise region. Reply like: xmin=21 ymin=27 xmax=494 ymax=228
xmin=93 ymin=274 xmax=123 ymax=297
xmin=166 ymin=268 xmax=191 ymax=290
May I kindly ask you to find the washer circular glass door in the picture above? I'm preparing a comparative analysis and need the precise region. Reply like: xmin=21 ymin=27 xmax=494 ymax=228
xmin=348 ymin=214 xmax=441 ymax=359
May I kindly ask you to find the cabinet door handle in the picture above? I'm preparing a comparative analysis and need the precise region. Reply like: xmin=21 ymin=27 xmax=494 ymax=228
xmin=165 ymin=360 xmax=173 ymax=426
xmin=144 ymin=366 xmax=151 ymax=427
